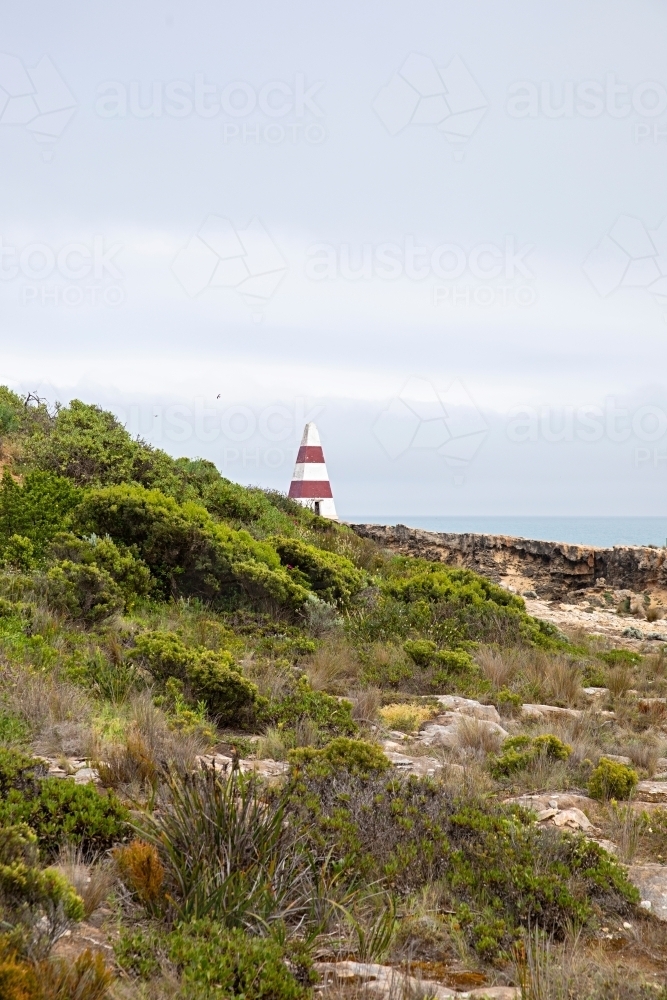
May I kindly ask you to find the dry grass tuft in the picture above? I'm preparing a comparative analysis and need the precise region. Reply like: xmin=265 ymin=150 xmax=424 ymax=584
xmin=475 ymin=646 xmax=518 ymax=689
xmin=254 ymin=726 xmax=288 ymax=760
xmin=96 ymin=694 xmax=208 ymax=791
xmin=626 ymin=733 xmax=662 ymax=775
xmin=350 ymin=686 xmax=382 ymax=725
xmin=52 ymin=845 xmax=115 ymax=918
xmin=606 ymin=666 xmax=632 ymax=701
xmin=303 ymin=638 xmax=361 ymax=694
xmin=243 ymin=656 xmax=293 ymax=701
xmin=452 ymin=715 xmax=504 ymax=757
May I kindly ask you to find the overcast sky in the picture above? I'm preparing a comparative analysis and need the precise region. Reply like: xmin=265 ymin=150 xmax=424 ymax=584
xmin=2 ymin=1 xmax=667 ymax=516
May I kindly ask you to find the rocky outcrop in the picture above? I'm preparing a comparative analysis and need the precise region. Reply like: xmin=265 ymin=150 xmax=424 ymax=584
xmin=350 ymin=523 xmax=667 ymax=600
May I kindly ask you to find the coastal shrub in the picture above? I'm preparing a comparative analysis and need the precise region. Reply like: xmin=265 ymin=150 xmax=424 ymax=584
xmin=0 ymin=470 xmax=82 ymax=557
xmin=44 ymin=561 xmax=124 ymax=624
xmin=272 ymin=536 xmax=366 ymax=606
xmin=403 ymin=639 xmax=437 ymax=666
xmin=290 ymin=770 xmax=638 ymax=957
xmin=0 ymin=749 xmax=46 ymax=795
xmin=47 ymin=532 xmax=152 ymax=604
xmin=167 ymin=922 xmax=312 ymax=1000
xmin=24 ymin=399 xmax=139 ymax=486
xmin=0 ymin=751 xmax=128 ymax=856
xmin=493 ymin=687 xmax=523 ymax=717
xmin=2 ymin=536 xmax=35 ymax=571
xmin=433 ymin=648 xmax=475 ymax=677
xmin=362 ymin=641 xmax=414 ymax=688
xmin=0 ymin=780 xmax=129 ymax=857
xmin=589 ymin=758 xmax=639 ymax=802
xmin=202 ymin=478 xmax=270 ymax=524
xmin=598 ymin=649 xmax=642 ymax=668
xmin=288 ymin=737 xmax=390 ymax=778
xmin=268 ymin=676 xmax=356 ymax=740
xmin=491 ymin=734 xmax=572 ymax=779
xmin=383 ymin=564 xmax=523 ymax=611
xmin=132 ymin=631 xmax=259 ymax=725
xmin=73 ymin=484 xmax=310 ymax=610
xmin=116 ymin=921 xmax=314 ymax=998
xmin=0 ymin=823 xmax=84 ymax=958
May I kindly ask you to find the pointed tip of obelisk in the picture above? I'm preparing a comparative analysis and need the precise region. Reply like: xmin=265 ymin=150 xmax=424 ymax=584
xmin=300 ymin=422 xmax=321 ymax=447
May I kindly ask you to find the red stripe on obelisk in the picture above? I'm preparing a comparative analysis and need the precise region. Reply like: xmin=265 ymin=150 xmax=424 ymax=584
xmin=288 ymin=480 xmax=333 ymax=499
xmin=296 ymin=446 xmax=325 ymax=463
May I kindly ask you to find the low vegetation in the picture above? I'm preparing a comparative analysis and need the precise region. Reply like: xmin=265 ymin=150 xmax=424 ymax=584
xmin=0 ymin=389 xmax=664 ymax=997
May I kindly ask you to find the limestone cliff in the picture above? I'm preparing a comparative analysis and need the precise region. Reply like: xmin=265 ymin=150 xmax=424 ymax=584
xmin=349 ymin=523 xmax=667 ymax=600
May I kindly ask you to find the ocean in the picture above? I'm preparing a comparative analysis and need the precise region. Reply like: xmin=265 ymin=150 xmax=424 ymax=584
xmin=344 ymin=516 xmax=667 ymax=549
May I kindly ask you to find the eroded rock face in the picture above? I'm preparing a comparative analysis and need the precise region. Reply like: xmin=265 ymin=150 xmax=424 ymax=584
xmin=628 ymin=864 xmax=667 ymax=921
xmin=349 ymin=523 xmax=667 ymax=600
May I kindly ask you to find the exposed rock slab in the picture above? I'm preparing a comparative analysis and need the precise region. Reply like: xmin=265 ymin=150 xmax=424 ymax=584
xmin=434 ymin=695 xmax=501 ymax=723
xmin=627 ymin=864 xmax=667 ymax=920
xmin=314 ymin=961 xmax=520 ymax=998
xmin=419 ymin=716 xmax=508 ymax=748
xmin=635 ymin=780 xmax=667 ymax=803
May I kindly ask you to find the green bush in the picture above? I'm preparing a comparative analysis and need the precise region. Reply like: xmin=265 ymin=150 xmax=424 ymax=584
xmin=0 ymin=751 xmax=128 ymax=856
xmin=582 ymin=662 xmax=607 ymax=687
xmin=74 ymin=484 xmax=310 ymax=611
xmin=269 ymin=676 xmax=356 ymax=740
xmin=290 ymin=770 xmax=638 ymax=957
xmin=168 ymin=922 xmax=312 ymax=999
xmin=0 ymin=470 xmax=81 ymax=557
xmin=289 ymin=737 xmax=390 ymax=778
xmin=1 ymin=536 xmax=35 ymax=571
xmin=491 ymin=734 xmax=572 ymax=779
xmin=494 ymin=687 xmax=523 ymax=716
xmin=403 ymin=639 xmax=437 ymax=666
xmin=384 ymin=563 xmax=522 ymax=610
xmin=47 ymin=532 xmax=152 ymax=604
xmin=24 ymin=399 xmax=141 ymax=486
xmin=272 ymin=536 xmax=366 ymax=606
xmin=132 ymin=631 xmax=259 ymax=726
xmin=202 ymin=478 xmax=270 ymax=523
xmin=0 ymin=750 xmax=47 ymax=797
xmin=598 ymin=649 xmax=642 ymax=668
xmin=433 ymin=649 xmax=475 ymax=676
xmin=0 ymin=712 xmax=30 ymax=747
xmin=44 ymin=560 xmax=124 ymax=623
xmin=589 ymin=758 xmax=639 ymax=801
xmin=0 ymin=823 xmax=84 ymax=957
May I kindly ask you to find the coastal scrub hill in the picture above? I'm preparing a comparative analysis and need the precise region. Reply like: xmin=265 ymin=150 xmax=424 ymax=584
xmin=0 ymin=389 xmax=665 ymax=999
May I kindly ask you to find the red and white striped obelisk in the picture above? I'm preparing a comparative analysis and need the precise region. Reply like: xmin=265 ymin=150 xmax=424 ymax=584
xmin=288 ymin=423 xmax=338 ymax=519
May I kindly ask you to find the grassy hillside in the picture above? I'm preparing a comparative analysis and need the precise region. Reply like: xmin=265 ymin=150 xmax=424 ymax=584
xmin=0 ymin=390 xmax=665 ymax=999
